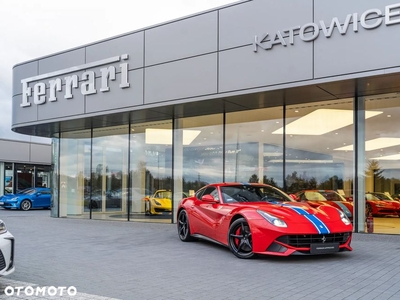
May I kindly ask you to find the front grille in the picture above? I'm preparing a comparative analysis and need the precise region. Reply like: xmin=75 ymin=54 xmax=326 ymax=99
xmin=277 ymin=232 xmax=351 ymax=248
xmin=0 ymin=250 xmax=5 ymax=271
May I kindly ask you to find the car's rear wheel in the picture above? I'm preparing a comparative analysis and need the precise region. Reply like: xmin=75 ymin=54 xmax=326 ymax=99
xmin=177 ymin=209 xmax=193 ymax=242
xmin=20 ymin=199 xmax=32 ymax=211
xmin=228 ymin=217 xmax=254 ymax=259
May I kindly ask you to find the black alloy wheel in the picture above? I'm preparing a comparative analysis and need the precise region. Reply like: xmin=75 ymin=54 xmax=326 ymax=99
xmin=177 ymin=209 xmax=193 ymax=242
xmin=20 ymin=199 xmax=32 ymax=211
xmin=145 ymin=200 xmax=152 ymax=216
xmin=366 ymin=203 xmax=373 ymax=217
xmin=228 ymin=217 xmax=254 ymax=259
xmin=89 ymin=200 xmax=98 ymax=209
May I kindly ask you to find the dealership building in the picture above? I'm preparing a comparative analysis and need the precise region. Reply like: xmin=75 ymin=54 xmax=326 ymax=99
xmin=0 ymin=139 xmax=51 ymax=195
xmin=11 ymin=0 xmax=400 ymax=233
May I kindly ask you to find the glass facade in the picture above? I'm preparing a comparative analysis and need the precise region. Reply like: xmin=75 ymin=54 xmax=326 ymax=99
xmin=173 ymin=114 xmax=223 ymax=222
xmin=50 ymin=92 xmax=400 ymax=234
xmin=129 ymin=121 xmax=172 ymax=222
xmin=2 ymin=162 xmax=50 ymax=196
xmin=363 ymin=93 xmax=400 ymax=234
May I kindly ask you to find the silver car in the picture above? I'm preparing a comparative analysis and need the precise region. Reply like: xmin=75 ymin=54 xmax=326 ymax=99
xmin=0 ymin=219 xmax=15 ymax=276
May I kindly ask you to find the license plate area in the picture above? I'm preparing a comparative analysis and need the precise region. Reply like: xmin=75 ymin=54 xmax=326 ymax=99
xmin=310 ymin=243 xmax=339 ymax=254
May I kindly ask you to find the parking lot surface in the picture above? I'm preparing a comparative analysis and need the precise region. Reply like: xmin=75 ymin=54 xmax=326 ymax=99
xmin=1 ymin=208 xmax=400 ymax=300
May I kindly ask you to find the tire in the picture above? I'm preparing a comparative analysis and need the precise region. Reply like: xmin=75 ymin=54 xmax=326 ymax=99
xmin=177 ymin=209 xmax=194 ymax=242
xmin=20 ymin=199 xmax=32 ymax=211
xmin=366 ymin=203 xmax=373 ymax=217
xmin=89 ymin=200 xmax=98 ymax=209
xmin=228 ymin=217 xmax=254 ymax=259
xmin=145 ymin=200 xmax=152 ymax=216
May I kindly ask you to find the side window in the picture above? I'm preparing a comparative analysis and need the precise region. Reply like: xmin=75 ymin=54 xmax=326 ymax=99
xmin=195 ymin=188 xmax=206 ymax=200
xmin=202 ymin=187 xmax=219 ymax=201
xmin=210 ymin=189 xmax=220 ymax=201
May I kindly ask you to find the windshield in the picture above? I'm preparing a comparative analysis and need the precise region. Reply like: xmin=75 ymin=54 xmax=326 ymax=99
xmin=154 ymin=191 xmax=172 ymax=199
xmin=20 ymin=188 xmax=36 ymax=195
xmin=220 ymin=185 xmax=294 ymax=203
xmin=370 ymin=193 xmax=394 ymax=201
xmin=303 ymin=191 xmax=347 ymax=201
xmin=304 ymin=191 xmax=327 ymax=201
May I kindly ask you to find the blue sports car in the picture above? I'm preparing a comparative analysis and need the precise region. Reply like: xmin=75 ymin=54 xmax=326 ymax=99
xmin=0 ymin=188 xmax=51 ymax=211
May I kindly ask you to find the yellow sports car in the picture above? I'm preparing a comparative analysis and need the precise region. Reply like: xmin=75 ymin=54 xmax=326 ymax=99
xmin=143 ymin=190 xmax=172 ymax=215
xmin=143 ymin=190 xmax=188 ymax=215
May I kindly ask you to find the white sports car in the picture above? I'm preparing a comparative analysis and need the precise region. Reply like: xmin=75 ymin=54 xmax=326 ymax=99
xmin=0 ymin=219 xmax=14 ymax=276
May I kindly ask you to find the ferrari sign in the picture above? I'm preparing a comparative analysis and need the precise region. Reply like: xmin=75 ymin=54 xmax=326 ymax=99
xmin=254 ymin=3 xmax=400 ymax=52
xmin=20 ymin=54 xmax=130 ymax=108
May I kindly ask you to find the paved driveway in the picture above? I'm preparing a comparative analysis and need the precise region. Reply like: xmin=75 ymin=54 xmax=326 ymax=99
xmin=1 ymin=208 xmax=400 ymax=300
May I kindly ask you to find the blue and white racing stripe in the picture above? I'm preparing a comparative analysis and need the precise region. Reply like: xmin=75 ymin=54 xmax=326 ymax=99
xmin=284 ymin=205 xmax=330 ymax=234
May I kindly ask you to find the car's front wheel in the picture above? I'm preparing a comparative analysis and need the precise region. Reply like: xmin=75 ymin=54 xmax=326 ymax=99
xmin=20 ymin=199 xmax=32 ymax=211
xmin=366 ymin=203 xmax=373 ymax=217
xmin=145 ymin=200 xmax=152 ymax=216
xmin=228 ymin=217 xmax=254 ymax=259
xmin=177 ymin=209 xmax=194 ymax=242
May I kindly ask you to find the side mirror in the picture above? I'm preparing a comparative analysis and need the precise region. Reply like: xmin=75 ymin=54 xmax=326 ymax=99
xmin=202 ymin=194 xmax=219 ymax=203
xmin=36 ymin=192 xmax=42 ymax=196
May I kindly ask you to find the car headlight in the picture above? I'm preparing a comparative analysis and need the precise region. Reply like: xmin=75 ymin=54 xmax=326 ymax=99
xmin=0 ymin=220 xmax=7 ymax=234
xmin=339 ymin=210 xmax=351 ymax=225
xmin=153 ymin=199 xmax=161 ymax=205
xmin=257 ymin=210 xmax=287 ymax=228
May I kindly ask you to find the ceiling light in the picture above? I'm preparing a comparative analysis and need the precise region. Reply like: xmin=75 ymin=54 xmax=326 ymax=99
xmin=335 ymin=137 xmax=400 ymax=151
xmin=269 ymin=159 xmax=334 ymax=163
xmin=263 ymin=152 xmax=283 ymax=157
xmin=145 ymin=129 xmax=201 ymax=145
xmin=371 ymin=154 xmax=400 ymax=160
xmin=272 ymin=109 xmax=382 ymax=135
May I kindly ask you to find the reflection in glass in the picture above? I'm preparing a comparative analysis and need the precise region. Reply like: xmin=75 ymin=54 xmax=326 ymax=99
xmin=129 ymin=121 xmax=173 ymax=223
xmin=226 ymin=107 xmax=284 ymax=188
xmin=4 ymin=163 xmax=13 ymax=195
xmin=284 ymin=99 xmax=354 ymax=198
xmin=364 ymin=93 xmax=400 ymax=234
xmin=51 ymin=137 xmax=59 ymax=218
xmin=91 ymin=126 xmax=129 ymax=220
xmin=59 ymin=130 xmax=91 ymax=219
xmin=173 ymin=115 xmax=223 ymax=222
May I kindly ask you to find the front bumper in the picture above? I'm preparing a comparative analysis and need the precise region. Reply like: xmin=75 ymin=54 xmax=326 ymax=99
xmin=0 ymin=231 xmax=15 ymax=276
xmin=249 ymin=219 xmax=353 ymax=256
xmin=1 ymin=202 xmax=19 ymax=209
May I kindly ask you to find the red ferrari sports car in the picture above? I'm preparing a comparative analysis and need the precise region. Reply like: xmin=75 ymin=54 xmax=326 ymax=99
xmin=177 ymin=183 xmax=353 ymax=259
xmin=293 ymin=190 xmax=354 ymax=222
xmin=365 ymin=193 xmax=400 ymax=217
xmin=345 ymin=193 xmax=400 ymax=217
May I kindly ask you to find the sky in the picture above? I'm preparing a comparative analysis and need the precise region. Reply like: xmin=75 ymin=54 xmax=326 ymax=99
xmin=0 ymin=0 xmax=238 ymax=144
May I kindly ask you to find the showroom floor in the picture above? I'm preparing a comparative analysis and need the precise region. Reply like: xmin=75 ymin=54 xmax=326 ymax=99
xmin=367 ymin=216 xmax=400 ymax=234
